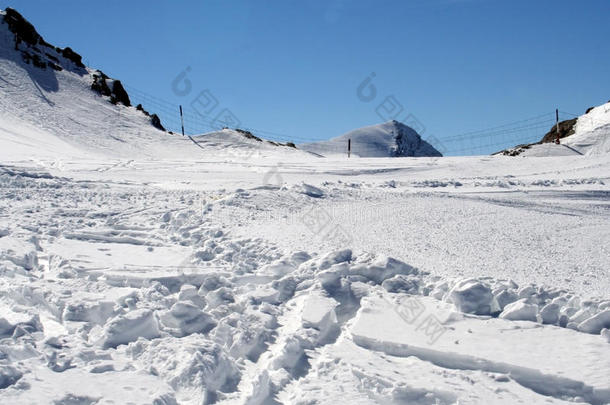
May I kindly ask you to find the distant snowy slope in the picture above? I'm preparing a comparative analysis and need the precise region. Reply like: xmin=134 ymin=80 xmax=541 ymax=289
xmin=499 ymin=101 xmax=610 ymax=157
xmin=565 ymin=101 xmax=610 ymax=155
xmin=189 ymin=128 xmax=304 ymax=158
xmin=300 ymin=120 xmax=442 ymax=157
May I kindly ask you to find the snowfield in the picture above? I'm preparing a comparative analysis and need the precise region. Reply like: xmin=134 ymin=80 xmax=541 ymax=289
xmin=1 ymin=7 xmax=610 ymax=405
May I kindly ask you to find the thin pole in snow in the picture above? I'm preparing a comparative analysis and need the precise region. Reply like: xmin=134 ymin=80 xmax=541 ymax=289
xmin=180 ymin=105 xmax=185 ymax=136
xmin=348 ymin=138 xmax=351 ymax=158
xmin=555 ymin=109 xmax=560 ymax=144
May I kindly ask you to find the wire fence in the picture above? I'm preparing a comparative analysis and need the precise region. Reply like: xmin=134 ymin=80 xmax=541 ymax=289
xmin=125 ymin=84 xmax=602 ymax=156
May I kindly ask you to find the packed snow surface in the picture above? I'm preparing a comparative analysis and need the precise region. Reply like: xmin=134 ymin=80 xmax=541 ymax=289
xmin=1 ymin=8 xmax=610 ymax=405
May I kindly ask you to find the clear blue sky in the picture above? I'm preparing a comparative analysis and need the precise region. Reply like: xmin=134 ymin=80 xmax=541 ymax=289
xmin=4 ymin=0 xmax=610 ymax=154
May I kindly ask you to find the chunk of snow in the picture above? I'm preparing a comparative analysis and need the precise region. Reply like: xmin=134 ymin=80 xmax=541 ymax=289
xmin=0 ymin=310 xmax=43 ymax=338
xmin=0 ymin=237 xmax=38 ymax=270
xmin=63 ymin=300 xmax=115 ymax=324
xmin=351 ymin=256 xmax=417 ymax=284
xmin=0 ymin=365 xmax=22 ymax=389
xmin=177 ymin=284 xmax=205 ymax=308
xmin=301 ymin=294 xmax=338 ymax=332
xmin=382 ymin=275 xmax=420 ymax=294
xmin=449 ymin=279 xmax=498 ymax=315
xmin=100 ymin=309 xmax=160 ymax=348
xmin=126 ymin=336 xmax=240 ymax=402
xmin=494 ymin=289 xmax=518 ymax=311
xmin=538 ymin=302 xmax=560 ymax=325
xmin=499 ymin=299 xmax=538 ymax=322
xmin=295 ymin=183 xmax=324 ymax=198
xmin=578 ymin=310 xmax=610 ymax=335
xmin=158 ymin=302 xmax=216 ymax=337
xmin=601 ymin=328 xmax=610 ymax=343
xmin=317 ymin=249 xmax=352 ymax=270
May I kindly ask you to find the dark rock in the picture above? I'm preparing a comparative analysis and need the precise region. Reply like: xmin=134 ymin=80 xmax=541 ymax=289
xmin=285 ymin=142 xmax=296 ymax=148
xmin=3 ymin=8 xmax=44 ymax=46
xmin=91 ymin=71 xmax=111 ymax=97
xmin=90 ymin=71 xmax=130 ymax=106
xmin=61 ymin=47 xmax=85 ymax=68
xmin=111 ymin=80 xmax=131 ymax=107
xmin=235 ymin=128 xmax=262 ymax=142
xmin=585 ymin=106 xmax=595 ymax=114
xmin=540 ymin=118 xmax=577 ymax=143
xmin=150 ymin=114 xmax=165 ymax=131
xmin=494 ymin=143 xmax=535 ymax=156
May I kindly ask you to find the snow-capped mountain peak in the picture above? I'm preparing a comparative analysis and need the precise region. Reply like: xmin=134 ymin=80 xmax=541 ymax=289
xmin=300 ymin=120 xmax=442 ymax=157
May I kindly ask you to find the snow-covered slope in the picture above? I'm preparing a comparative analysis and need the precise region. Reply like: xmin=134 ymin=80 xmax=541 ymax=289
xmin=499 ymin=101 xmax=610 ymax=157
xmin=0 ymin=8 xmax=306 ymax=162
xmin=300 ymin=120 xmax=442 ymax=157
xmin=0 ymin=8 xmax=179 ymax=159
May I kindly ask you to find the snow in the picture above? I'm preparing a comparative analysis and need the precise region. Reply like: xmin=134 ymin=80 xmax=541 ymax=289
xmin=448 ymin=279 xmax=498 ymax=315
xmin=578 ymin=310 xmax=610 ymax=335
xmin=159 ymin=302 xmax=216 ymax=337
xmin=539 ymin=302 xmax=561 ymax=324
xmin=1 ymin=8 xmax=610 ymax=404
xmin=99 ymin=309 xmax=160 ymax=349
xmin=351 ymin=295 xmax=610 ymax=404
xmin=499 ymin=299 xmax=539 ymax=322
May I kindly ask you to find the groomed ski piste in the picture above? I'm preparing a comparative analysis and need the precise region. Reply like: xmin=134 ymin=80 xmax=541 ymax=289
xmin=1 ymin=8 xmax=610 ymax=405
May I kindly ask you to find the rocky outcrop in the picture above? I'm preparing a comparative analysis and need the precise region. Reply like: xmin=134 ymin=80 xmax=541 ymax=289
xmin=150 ymin=114 xmax=165 ymax=131
xmin=233 ymin=128 xmax=298 ymax=148
xmin=235 ymin=128 xmax=263 ymax=142
xmin=4 ymin=7 xmax=49 ymax=48
xmin=136 ymin=104 xmax=166 ymax=131
xmin=90 ymin=71 xmax=131 ymax=107
xmin=3 ymin=8 xmax=84 ymax=71
xmin=136 ymin=104 xmax=165 ymax=131
xmin=59 ymin=47 xmax=85 ymax=68
xmin=540 ymin=118 xmax=577 ymax=143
